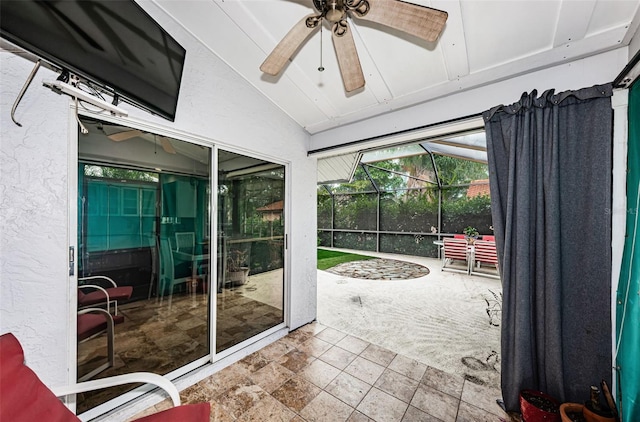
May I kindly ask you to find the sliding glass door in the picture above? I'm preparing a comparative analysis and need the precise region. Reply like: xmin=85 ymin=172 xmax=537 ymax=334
xmin=76 ymin=118 xmax=211 ymax=413
xmin=75 ymin=119 xmax=287 ymax=414
xmin=216 ymin=150 xmax=285 ymax=352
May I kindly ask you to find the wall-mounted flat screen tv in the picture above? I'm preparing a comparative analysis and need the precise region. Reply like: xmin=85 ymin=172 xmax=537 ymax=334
xmin=1 ymin=0 xmax=186 ymax=121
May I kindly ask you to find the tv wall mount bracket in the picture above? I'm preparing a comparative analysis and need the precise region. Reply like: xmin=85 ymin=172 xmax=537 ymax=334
xmin=10 ymin=59 xmax=41 ymax=127
xmin=10 ymin=61 xmax=128 ymax=130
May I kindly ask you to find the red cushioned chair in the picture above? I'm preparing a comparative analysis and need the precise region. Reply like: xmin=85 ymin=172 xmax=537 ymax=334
xmin=470 ymin=240 xmax=500 ymax=279
xmin=441 ymin=238 xmax=471 ymax=274
xmin=0 ymin=333 xmax=210 ymax=422
xmin=78 ymin=275 xmax=133 ymax=320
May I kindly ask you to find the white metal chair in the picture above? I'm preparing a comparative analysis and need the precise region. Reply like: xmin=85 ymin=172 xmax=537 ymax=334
xmin=77 ymin=275 xmax=132 ymax=318
xmin=77 ymin=308 xmax=114 ymax=382
xmin=0 ymin=332 xmax=210 ymax=421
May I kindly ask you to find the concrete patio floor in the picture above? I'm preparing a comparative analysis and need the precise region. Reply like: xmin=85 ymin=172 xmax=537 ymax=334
xmin=317 ymin=248 xmax=503 ymax=392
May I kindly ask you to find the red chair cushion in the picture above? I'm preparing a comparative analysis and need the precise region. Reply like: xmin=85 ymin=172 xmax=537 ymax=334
xmin=0 ymin=333 xmax=79 ymax=422
xmin=133 ymin=403 xmax=210 ymax=422
xmin=443 ymin=238 xmax=469 ymax=260
xmin=77 ymin=313 xmax=109 ymax=342
xmin=1 ymin=334 xmax=210 ymax=422
xmin=474 ymin=241 xmax=498 ymax=264
xmin=78 ymin=286 xmax=133 ymax=306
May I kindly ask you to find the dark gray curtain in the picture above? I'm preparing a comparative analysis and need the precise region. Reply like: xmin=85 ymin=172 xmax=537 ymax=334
xmin=483 ymin=84 xmax=613 ymax=411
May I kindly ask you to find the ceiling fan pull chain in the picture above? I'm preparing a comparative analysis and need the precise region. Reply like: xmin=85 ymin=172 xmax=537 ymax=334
xmin=318 ymin=23 xmax=325 ymax=72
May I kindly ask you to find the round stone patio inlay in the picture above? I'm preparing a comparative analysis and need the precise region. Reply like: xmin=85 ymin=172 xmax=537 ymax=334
xmin=325 ymin=258 xmax=430 ymax=280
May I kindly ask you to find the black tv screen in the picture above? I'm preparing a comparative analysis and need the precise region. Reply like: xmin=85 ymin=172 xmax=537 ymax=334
xmin=1 ymin=0 xmax=186 ymax=121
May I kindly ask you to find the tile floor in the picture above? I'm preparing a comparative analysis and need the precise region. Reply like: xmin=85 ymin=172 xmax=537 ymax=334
xmin=78 ymin=284 xmax=282 ymax=413
xmin=128 ymin=322 xmax=511 ymax=422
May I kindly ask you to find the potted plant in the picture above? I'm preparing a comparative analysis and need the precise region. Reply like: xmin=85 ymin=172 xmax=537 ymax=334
xmin=582 ymin=385 xmax=616 ymax=422
xmin=227 ymin=249 xmax=250 ymax=285
xmin=560 ymin=403 xmax=584 ymax=422
xmin=463 ymin=226 xmax=480 ymax=243
xmin=520 ymin=389 xmax=561 ymax=422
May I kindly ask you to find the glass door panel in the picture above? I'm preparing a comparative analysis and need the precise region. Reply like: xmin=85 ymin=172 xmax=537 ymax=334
xmin=216 ymin=150 xmax=285 ymax=352
xmin=76 ymin=118 xmax=211 ymax=413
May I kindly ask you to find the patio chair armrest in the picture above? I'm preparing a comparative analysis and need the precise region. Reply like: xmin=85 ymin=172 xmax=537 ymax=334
xmin=78 ymin=285 xmax=111 ymax=299
xmin=79 ymin=275 xmax=118 ymax=288
xmin=51 ymin=372 xmax=181 ymax=407
xmin=78 ymin=284 xmax=112 ymax=312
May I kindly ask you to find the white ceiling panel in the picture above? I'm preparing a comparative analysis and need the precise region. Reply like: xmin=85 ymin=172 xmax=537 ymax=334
xmin=150 ymin=0 xmax=640 ymax=135
xmin=462 ymin=1 xmax=560 ymax=72
xmin=588 ymin=0 xmax=640 ymax=35
xmin=358 ymin=24 xmax=449 ymax=96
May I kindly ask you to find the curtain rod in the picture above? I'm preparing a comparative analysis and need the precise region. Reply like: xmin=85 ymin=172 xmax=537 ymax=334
xmin=613 ymin=48 xmax=640 ymax=89
xmin=307 ymin=112 xmax=483 ymax=156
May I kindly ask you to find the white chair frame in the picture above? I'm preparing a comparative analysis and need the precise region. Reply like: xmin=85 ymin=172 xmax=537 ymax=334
xmin=77 ymin=308 xmax=114 ymax=382
xmin=78 ymin=275 xmax=125 ymax=315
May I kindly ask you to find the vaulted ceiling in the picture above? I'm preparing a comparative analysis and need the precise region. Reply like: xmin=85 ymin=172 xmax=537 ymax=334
xmin=154 ymin=0 xmax=640 ymax=135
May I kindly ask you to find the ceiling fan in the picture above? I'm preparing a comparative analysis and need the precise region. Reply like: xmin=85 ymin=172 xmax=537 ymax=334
xmin=260 ymin=0 xmax=448 ymax=92
xmin=103 ymin=128 xmax=176 ymax=154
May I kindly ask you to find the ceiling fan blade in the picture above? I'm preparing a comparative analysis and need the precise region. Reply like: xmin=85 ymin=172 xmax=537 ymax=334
xmin=108 ymin=129 xmax=144 ymax=142
xmin=159 ymin=136 xmax=176 ymax=154
xmin=352 ymin=0 xmax=447 ymax=43
xmin=332 ymin=21 xmax=365 ymax=93
xmin=260 ymin=14 xmax=320 ymax=76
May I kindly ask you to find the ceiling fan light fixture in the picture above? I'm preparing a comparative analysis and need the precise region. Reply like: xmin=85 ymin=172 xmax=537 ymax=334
xmin=325 ymin=0 xmax=345 ymax=22
xmin=261 ymin=0 xmax=447 ymax=92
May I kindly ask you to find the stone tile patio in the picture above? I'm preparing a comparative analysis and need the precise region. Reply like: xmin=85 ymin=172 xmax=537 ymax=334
xmin=128 ymin=322 xmax=510 ymax=422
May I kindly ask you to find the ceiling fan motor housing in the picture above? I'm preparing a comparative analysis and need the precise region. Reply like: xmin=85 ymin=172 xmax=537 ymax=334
xmin=325 ymin=0 xmax=346 ymax=22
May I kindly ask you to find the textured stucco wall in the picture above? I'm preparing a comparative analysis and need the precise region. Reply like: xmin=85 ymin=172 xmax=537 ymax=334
xmin=0 ymin=0 xmax=316 ymax=390
xmin=0 ymin=53 xmax=73 ymax=386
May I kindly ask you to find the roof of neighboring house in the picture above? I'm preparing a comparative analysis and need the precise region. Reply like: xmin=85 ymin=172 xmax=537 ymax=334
xmin=467 ymin=179 xmax=491 ymax=198
xmin=256 ymin=200 xmax=284 ymax=212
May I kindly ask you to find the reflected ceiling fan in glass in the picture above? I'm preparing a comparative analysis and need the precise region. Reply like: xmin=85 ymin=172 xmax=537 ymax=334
xmin=102 ymin=127 xmax=176 ymax=155
xmin=260 ymin=0 xmax=448 ymax=92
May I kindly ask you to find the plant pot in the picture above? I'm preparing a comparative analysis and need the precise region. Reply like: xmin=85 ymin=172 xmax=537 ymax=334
xmin=582 ymin=403 xmax=615 ymax=422
xmin=228 ymin=267 xmax=249 ymax=285
xmin=560 ymin=403 xmax=585 ymax=422
xmin=520 ymin=390 xmax=561 ymax=422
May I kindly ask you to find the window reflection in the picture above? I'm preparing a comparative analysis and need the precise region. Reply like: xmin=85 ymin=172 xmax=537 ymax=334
xmin=75 ymin=121 xmax=286 ymax=414
xmin=76 ymin=118 xmax=211 ymax=413
xmin=216 ymin=150 xmax=285 ymax=352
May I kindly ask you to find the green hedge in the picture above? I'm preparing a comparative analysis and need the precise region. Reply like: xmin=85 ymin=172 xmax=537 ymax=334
xmin=317 ymin=189 xmax=494 ymax=255
xmin=379 ymin=233 xmax=440 ymax=257
xmin=334 ymin=193 xmax=377 ymax=230
xmin=441 ymin=193 xmax=493 ymax=234
xmin=380 ymin=190 xmax=439 ymax=232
